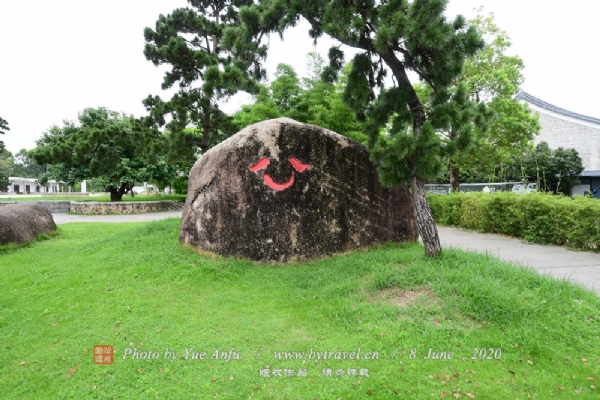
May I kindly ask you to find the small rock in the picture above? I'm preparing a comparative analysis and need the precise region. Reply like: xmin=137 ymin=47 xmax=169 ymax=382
xmin=0 ymin=204 xmax=57 ymax=245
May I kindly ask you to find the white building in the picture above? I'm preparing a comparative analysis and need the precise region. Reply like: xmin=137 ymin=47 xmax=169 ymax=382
xmin=517 ymin=92 xmax=600 ymax=198
xmin=516 ymin=92 xmax=600 ymax=171
xmin=6 ymin=177 xmax=62 ymax=194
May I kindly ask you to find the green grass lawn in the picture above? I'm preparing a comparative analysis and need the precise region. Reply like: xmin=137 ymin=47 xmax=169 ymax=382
xmin=0 ymin=194 xmax=186 ymax=202
xmin=1 ymin=219 xmax=599 ymax=399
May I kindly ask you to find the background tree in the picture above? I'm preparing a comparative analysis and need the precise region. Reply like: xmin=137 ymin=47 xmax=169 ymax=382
xmin=142 ymin=0 xmax=268 ymax=169
xmin=233 ymin=53 xmax=367 ymax=143
xmin=235 ymin=0 xmax=486 ymax=256
xmin=551 ymin=147 xmax=583 ymax=194
xmin=486 ymin=142 xmax=584 ymax=194
xmin=271 ymin=64 xmax=302 ymax=112
xmin=0 ymin=175 xmax=9 ymax=192
xmin=0 ymin=116 xmax=9 ymax=152
xmin=448 ymin=10 xmax=540 ymax=189
xmin=0 ymin=149 xmax=13 ymax=191
xmin=289 ymin=55 xmax=367 ymax=143
xmin=232 ymin=84 xmax=282 ymax=127
xmin=146 ymin=155 xmax=179 ymax=193
xmin=32 ymin=107 xmax=162 ymax=201
xmin=11 ymin=149 xmax=46 ymax=178
xmin=231 ymin=62 xmax=304 ymax=127
xmin=521 ymin=142 xmax=583 ymax=194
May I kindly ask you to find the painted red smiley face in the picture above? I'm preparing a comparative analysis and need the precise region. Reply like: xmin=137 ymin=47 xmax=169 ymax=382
xmin=249 ymin=157 xmax=311 ymax=191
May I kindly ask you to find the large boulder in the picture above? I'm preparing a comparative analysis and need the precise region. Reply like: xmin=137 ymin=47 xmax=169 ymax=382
xmin=180 ymin=118 xmax=418 ymax=262
xmin=0 ymin=204 xmax=57 ymax=245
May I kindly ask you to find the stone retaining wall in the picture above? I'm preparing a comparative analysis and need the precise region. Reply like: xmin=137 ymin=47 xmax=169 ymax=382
xmin=36 ymin=201 xmax=71 ymax=213
xmin=70 ymin=201 xmax=183 ymax=215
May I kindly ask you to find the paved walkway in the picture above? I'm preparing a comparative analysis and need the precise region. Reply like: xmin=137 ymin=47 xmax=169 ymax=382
xmin=437 ymin=226 xmax=600 ymax=294
xmin=52 ymin=212 xmax=600 ymax=294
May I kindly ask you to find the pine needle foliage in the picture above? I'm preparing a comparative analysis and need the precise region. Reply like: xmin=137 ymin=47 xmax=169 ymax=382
xmin=142 ymin=0 xmax=269 ymax=161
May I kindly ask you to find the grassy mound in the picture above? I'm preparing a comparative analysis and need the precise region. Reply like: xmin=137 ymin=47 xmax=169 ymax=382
xmin=1 ymin=219 xmax=598 ymax=399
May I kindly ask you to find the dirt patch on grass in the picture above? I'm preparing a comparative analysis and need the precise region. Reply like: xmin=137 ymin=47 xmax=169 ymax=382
xmin=184 ymin=244 xmax=220 ymax=259
xmin=374 ymin=287 xmax=437 ymax=308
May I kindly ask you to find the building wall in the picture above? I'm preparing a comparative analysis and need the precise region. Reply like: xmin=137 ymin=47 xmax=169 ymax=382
xmin=7 ymin=178 xmax=61 ymax=194
xmin=578 ymin=177 xmax=600 ymax=199
xmin=534 ymin=112 xmax=600 ymax=170
xmin=7 ymin=179 xmax=37 ymax=194
xmin=527 ymin=105 xmax=600 ymax=171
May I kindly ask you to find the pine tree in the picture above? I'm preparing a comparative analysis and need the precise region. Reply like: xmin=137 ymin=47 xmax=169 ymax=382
xmin=235 ymin=0 xmax=486 ymax=256
xmin=142 ymin=0 xmax=268 ymax=164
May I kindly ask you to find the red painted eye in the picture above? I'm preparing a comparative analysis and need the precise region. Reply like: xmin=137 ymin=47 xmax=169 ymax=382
xmin=289 ymin=157 xmax=310 ymax=173
xmin=249 ymin=157 xmax=270 ymax=171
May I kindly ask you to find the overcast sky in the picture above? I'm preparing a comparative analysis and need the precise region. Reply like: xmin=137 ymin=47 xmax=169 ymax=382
xmin=1 ymin=0 xmax=599 ymax=154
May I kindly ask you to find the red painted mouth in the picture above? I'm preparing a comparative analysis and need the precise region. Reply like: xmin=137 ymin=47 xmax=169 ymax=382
xmin=249 ymin=157 xmax=310 ymax=191
xmin=264 ymin=171 xmax=295 ymax=190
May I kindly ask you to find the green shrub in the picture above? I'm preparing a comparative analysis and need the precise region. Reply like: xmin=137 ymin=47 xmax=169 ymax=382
xmin=428 ymin=192 xmax=464 ymax=226
xmin=173 ymin=176 xmax=188 ymax=195
xmin=428 ymin=192 xmax=600 ymax=252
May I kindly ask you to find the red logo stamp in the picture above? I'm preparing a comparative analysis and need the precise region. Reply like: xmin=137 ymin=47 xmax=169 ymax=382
xmin=94 ymin=345 xmax=114 ymax=365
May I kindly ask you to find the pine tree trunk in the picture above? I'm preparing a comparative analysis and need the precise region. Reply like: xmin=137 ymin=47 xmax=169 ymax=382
xmin=449 ymin=160 xmax=460 ymax=193
xmin=379 ymin=51 xmax=442 ymax=257
xmin=200 ymin=105 xmax=211 ymax=152
xmin=411 ymin=171 xmax=442 ymax=257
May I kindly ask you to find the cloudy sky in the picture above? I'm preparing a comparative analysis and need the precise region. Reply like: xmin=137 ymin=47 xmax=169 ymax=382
xmin=1 ymin=0 xmax=599 ymax=153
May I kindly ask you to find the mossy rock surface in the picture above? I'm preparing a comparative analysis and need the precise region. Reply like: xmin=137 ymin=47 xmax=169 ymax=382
xmin=180 ymin=118 xmax=417 ymax=262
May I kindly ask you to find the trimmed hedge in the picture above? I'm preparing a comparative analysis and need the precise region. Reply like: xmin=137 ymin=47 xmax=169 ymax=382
xmin=428 ymin=192 xmax=600 ymax=252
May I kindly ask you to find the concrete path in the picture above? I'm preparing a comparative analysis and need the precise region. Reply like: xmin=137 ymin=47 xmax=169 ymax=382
xmin=52 ymin=211 xmax=183 ymax=224
xmin=437 ymin=226 xmax=600 ymax=294
xmin=51 ymin=212 xmax=600 ymax=294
